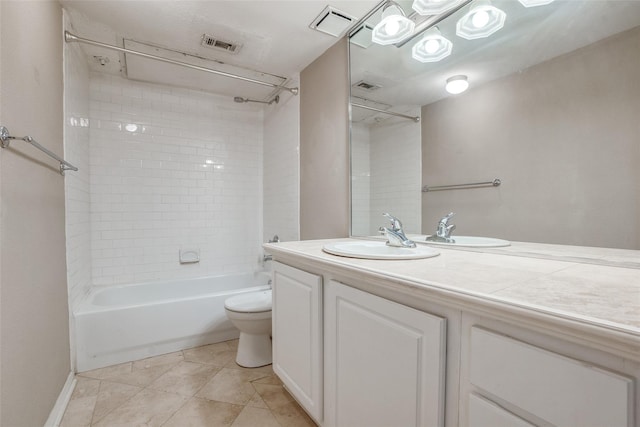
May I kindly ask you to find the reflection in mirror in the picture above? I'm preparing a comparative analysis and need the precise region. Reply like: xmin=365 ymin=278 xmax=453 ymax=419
xmin=349 ymin=0 xmax=640 ymax=251
xmin=351 ymin=103 xmax=422 ymax=237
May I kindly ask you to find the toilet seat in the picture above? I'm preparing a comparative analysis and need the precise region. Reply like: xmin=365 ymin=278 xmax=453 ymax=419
xmin=224 ymin=290 xmax=272 ymax=313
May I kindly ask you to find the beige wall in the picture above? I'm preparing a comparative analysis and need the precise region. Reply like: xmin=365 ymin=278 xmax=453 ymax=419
xmin=1 ymin=1 xmax=71 ymax=425
xmin=422 ymin=26 xmax=640 ymax=249
xmin=300 ymin=38 xmax=350 ymax=240
xmin=0 ymin=2 xmax=3 ymax=424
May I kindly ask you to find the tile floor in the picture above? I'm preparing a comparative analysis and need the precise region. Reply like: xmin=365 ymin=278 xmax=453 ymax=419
xmin=60 ymin=339 xmax=315 ymax=427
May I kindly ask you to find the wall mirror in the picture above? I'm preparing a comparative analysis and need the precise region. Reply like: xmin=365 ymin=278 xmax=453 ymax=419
xmin=349 ymin=0 xmax=640 ymax=254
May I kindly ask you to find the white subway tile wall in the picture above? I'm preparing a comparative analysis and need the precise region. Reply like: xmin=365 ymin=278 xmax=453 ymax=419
xmin=369 ymin=114 xmax=422 ymax=234
xmin=349 ymin=114 xmax=422 ymax=236
xmin=89 ymin=73 xmax=264 ymax=285
xmin=263 ymin=83 xmax=300 ymax=243
xmin=350 ymin=122 xmax=371 ymax=236
xmin=64 ymin=34 xmax=92 ymax=308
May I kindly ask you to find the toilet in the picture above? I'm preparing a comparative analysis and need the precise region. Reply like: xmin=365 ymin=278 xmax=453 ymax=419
xmin=224 ymin=289 xmax=273 ymax=368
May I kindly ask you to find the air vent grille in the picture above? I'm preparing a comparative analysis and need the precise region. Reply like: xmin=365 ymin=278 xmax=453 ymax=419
xmin=201 ymin=34 xmax=241 ymax=54
xmin=350 ymin=23 xmax=374 ymax=49
xmin=309 ymin=6 xmax=356 ymax=37
xmin=353 ymin=80 xmax=382 ymax=91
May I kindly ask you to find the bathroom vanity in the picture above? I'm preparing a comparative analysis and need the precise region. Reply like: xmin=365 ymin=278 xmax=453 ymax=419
xmin=264 ymin=239 xmax=640 ymax=427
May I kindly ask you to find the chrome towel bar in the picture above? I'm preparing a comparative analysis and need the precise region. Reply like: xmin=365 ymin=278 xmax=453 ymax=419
xmin=0 ymin=126 xmax=78 ymax=175
xmin=422 ymin=178 xmax=501 ymax=192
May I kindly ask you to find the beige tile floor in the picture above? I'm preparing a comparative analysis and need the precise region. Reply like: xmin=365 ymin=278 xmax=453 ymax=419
xmin=60 ymin=339 xmax=316 ymax=427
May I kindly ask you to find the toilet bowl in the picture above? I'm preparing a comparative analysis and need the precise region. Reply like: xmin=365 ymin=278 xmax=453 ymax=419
xmin=224 ymin=289 xmax=272 ymax=368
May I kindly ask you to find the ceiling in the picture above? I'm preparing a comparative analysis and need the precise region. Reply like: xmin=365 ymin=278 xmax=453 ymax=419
xmin=61 ymin=0 xmax=381 ymax=100
xmin=349 ymin=0 xmax=640 ymax=122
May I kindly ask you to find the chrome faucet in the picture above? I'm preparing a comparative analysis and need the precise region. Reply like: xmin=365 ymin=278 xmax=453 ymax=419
xmin=379 ymin=213 xmax=416 ymax=248
xmin=263 ymin=235 xmax=280 ymax=262
xmin=426 ymin=212 xmax=456 ymax=243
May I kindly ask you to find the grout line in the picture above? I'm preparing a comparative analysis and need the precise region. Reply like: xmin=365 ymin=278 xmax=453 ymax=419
xmin=90 ymin=378 xmax=145 ymax=426
xmin=75 ymin=340 xmax=306 ymax=426
xmin=87 ymin=378 xmax=100 ymax=426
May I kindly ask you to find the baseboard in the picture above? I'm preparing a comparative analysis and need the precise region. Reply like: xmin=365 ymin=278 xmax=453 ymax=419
xmin=44 ymin=371 xmax=76 ymax=427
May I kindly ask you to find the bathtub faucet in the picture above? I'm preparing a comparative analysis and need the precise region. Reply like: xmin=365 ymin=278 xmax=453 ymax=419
xmin=379 ymin=213 xmax=416 ymax=248
xmin=263 ymin=235 xmax=279 ymax=262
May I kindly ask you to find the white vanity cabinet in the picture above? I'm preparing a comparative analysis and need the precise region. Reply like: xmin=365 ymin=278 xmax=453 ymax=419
xmin=464 ymin=326 xmax=635 ymax=427
xmin=271 ymin=262 xmax=323 ymax=423
xmin=467 ymin=393 xmax=536 ymax=427
xmin=268 ymin=244 xmax=639 ymax=427
xmin=324 ymin=280 xmax=447 ymax=427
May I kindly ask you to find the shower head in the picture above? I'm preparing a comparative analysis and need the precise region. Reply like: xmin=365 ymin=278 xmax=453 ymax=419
xmin=233 ymin=95 xmax=280 ymax=105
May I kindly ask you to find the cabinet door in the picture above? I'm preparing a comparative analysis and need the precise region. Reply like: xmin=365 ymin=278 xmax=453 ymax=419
xmin=469 ymin=327 xmax=634 ymax=427
xmin=325 ymin=280 xmax=446 ymax=427
xmin=468 ymin=393 xmax=535 ymax=427
xmin=272 ymin=262 xmax=323 ymax=423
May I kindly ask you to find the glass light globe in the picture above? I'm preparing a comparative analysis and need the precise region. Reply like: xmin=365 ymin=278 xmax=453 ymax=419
xmin=472 ymin=10 xmax=490 ymax=28
xmin=411 ymin=27 xmax=452 ymax=63
xmin=372 ymin=3 xmax=416 ymax=45
xmin=424 ymin=39 xmax=440 ymax=53
xmin=456 ymin=1 xmax=506 ymax=40
xmin=445 ymin=75 xmax=469 ymax=94
xmin=412 ymin=0 xmax=466 ymax=16
xmin=518 ymin=0 xmax=554 ymax=7
xmin=385 ymin=18 xmax=401 ymax=36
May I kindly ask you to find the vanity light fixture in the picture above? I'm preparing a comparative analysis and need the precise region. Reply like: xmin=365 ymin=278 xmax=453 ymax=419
xmin=445 ymin=75 xmax=469 ymax=94
xmin=456 ymin=0 xmax=506 ymax=40
xmin=372 ymin=1 xmax=415 ymax=45
xmin=412 ymin=27 xmax=453 ymax=63
xmin=517 ymin=0 xmax=554 ymax=7
xmin=412 ymin=0 xmax=467 ymax=16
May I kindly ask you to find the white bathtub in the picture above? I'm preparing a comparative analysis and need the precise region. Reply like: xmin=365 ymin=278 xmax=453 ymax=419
xmin=74 ymin=272 xmax=271 ymax=372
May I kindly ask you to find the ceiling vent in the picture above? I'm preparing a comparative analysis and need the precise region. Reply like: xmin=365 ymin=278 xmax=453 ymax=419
xmin=353 ymin=80 xmax=382 ymax=91
xmin=350 ymin=23 xmax=374 ymax=49
xmin=309 ymin=6 xmax=356 ymax=37
xmin=201 ymin=34 xmax=241 ymax=54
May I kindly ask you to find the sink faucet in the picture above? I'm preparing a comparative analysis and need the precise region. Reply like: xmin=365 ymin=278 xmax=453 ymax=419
xmin=426 ymin=212 xmax=456 ymax=243
xmin=379 ymin=213 xmax=416 ymax=248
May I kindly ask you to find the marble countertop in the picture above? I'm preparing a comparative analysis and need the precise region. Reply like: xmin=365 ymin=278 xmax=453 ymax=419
xmin=408 ymin=236 xmax=640 ymax=269
xmin=264 ymin=238 xmax=640 ymax=336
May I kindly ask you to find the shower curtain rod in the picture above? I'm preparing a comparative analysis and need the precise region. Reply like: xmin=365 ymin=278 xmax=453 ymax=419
xmin=64 ymin=31 xmax=299 ymax=96
xmin=351 ymin=103 xmax=420 ymax=122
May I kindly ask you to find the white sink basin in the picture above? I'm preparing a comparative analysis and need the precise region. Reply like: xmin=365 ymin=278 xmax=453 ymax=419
xmin=323 ymin=241 xmax=440 ymax=260
xmin=415 ymin=235 xmax=510 ymax=248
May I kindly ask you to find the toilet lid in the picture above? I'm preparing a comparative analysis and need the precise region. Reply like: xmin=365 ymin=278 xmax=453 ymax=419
xmin=225 ymin=290 xmax=272 ymax=313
